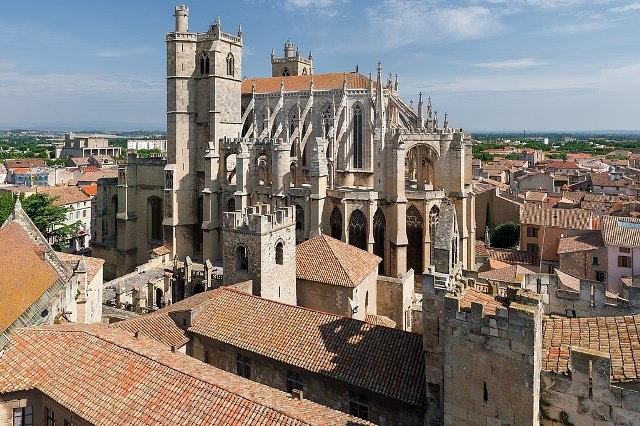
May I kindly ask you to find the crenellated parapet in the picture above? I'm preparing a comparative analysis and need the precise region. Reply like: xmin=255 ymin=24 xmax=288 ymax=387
xmin=223 ymin=204 xmax=295 ymax=235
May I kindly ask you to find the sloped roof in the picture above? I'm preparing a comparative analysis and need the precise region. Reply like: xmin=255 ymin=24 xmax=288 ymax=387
xmin=520 ymin=204 xmax=593 ymax=229
xmin=542 ymin=315 xmax=640 ymax=383
xmin=488 ymin=248 xmax=538 ymax=265
xmin=591 ymin=172 xmax=627 ymax=188
xmin=459 ymin=287 xmax=506 ymax=316
xmin=4 ymin=158 xmax=46 ymax=169
xmin=189 ymin=288 xmax=425 ymax=406
xmin=56 ymin=252 xmax=104 ymax=284
xmin=111 ymin=290 xmax=218 ymax=348
xmin=0 ymin=222 xmax=61 ymax=334
xmin=296 ymin=234 xmax=381 ymax=287
xmin=478 ymin=264 xmax=539 ymax=284
xmin=557 ymin=231 xmax=604 ymax=254
xmin=0 ymin=325 xmax=371 ymax=425
xmin=36 ymin=185 xmax=91 ymax=205
xmin=242 ymin=72 xmax=372 ymax=94
xmin=365 ymin=314 xmax=397 ymax=328
xmin=601 ymin=215 xmax=640 ymax=247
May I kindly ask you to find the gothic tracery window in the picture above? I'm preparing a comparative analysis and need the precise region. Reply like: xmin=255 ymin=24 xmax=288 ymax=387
xmin=352 ymin=104 xmax=363 ymax=169
xmin=406 ymin=205 xmax=424 ymax=274
xmin=348 ymin=209 xmax=367 ymax=251
xmin=373 ymin=209 xmax=386 ymax=274
xmin=429 ymin=205 xmax=440 ymax=264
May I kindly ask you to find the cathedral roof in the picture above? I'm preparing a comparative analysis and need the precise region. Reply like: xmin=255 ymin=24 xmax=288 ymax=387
xmin=242 ymin=72 xmax=372 ymax=94
xmin=189 ymin=288 xmax=425 ymax=407
xmin=0 ymin=221 xmax=62 ymax=335
xmin=296 ymin=234 xmax=381 ymax=287
xmin=0 ymin=325 xmax=371 ymax=425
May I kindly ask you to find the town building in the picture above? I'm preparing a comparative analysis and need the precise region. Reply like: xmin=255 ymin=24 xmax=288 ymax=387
xmin=57 ymin=133 xmax=121 ymax=159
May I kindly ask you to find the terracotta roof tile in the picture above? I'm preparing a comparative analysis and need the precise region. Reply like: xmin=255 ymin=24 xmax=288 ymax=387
xmin=0 ymin=325 xmax=372 ymax=425
xmin=56 ymin=252 xmax=104 ymax=283
xmin=601 ymin=215 xmax=640 ymax=247
xmin=478 ymin=264 xmax=539 ymax=284
xmin=591 ymin=173 xmax=627 ymax=188
xmin=189 ymin=288 xmax=425 ymax=406
xmin=242 ymin=72 xmax=372 ymax=94
xmin=542 ymin=315 xmax=640 ymax=383
xmin=0 ymin=222 xmax=61 ymax=333
xmin=557 ymin=231 xmax=604 ymax=254
xmin=35 ymin=185 xmax=91 ymax=206
xmin=111 ymin=291 xmax=217 ymax=348
xmin=488 ymin=248 xmax=538 ymax=265
xmin=364 ymin=314 xmax=397 ymax=328
xmin=520 ymin=205 xmax=593 ymax=229
xmin=475 ymin=240 xmax=490 ymax=257
xmin=459 ymin=288 xmax=506 ymax=316
xmin=296 ymin=234 xmax=381 ymax=287
xmin=4 ymin=158 xmax=46 ymax=169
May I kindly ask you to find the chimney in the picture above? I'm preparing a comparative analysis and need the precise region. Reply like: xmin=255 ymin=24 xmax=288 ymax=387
xmin=171 ymin=345 xmax=177 ymax=353
xmin=291 ymin=389 xmax=304 ymax=401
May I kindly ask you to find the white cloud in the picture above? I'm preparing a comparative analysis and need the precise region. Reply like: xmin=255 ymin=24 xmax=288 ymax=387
xmin=283 ymin=0 xmax=347 ymax=16
xmin=473 ymin=58 xmax=547 ymax=69
xmin=367 ymin=1 xmax=501 ymax=49
xmin=610 ymin=2 xmax=640 ymax=12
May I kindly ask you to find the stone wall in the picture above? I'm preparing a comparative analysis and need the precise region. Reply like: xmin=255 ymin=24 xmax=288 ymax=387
xmin=441 ymin=289 xmax=543 ymax=425
xmin=376 ymin=269 xmax=414 ymax=331
xmin=190 ymin=334 xmax=424 ymax=425
xmin=296 ymin=279 xmax=355 ymax=317
xmin=475 ymin=188 xmax=521 ymax=237
xmin=558 ymin=247 xmax=608 ymax=283
xmin=0 ymin=389 xmax=92 ymax=426
xmin=541 ymin=347 xmax=640 ymax=425
xmin=524 ymin=274 xmax=640 ymax=318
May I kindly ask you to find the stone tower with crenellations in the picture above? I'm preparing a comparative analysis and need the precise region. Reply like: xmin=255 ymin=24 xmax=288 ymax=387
xmin=271 ymin=41 xmax=313 ymax=77
xmin=165 ymin=5 xmax=244 ymax=260
xmin=222 ymin=204 xmax=296 ymax=305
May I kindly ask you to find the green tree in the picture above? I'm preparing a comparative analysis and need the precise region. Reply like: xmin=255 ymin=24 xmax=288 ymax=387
xmin=490 ymin=221 xmax=520 ymax=249
xmin=0 ymin=193 xmax=80 ymax=251
xmin=485 ymin=202 xmax=494 ymax=235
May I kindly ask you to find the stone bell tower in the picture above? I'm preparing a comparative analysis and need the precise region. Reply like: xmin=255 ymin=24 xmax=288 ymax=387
xmin=271 ymin=41 xmax=313 ymax=77
xmin=165 ymin=6 xmax=243 ymax=260
xmin=222 ymin=204 xmax=296 ymax=305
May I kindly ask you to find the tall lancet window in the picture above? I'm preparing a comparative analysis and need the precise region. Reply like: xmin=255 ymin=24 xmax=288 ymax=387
xmin=353 ymin=104 xmax=363 ymax=168
xmin=226 ymin=53 xmax=234 ymax=76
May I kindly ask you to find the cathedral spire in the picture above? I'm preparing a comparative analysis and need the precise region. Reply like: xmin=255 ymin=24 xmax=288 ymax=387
xmin=237 ymin=24 xmax=243 ymax=38
xmin=394 ymin=74 xmax=399 ymax=92
xmin=443 ymin=112 xmax=449 ymax=130
xmin=417 ymin=92 xmax=424 ymax=130
xmin=426 ymin=96 xmax=433 ymax=131
xmin=375 ymin=62 xmax=385 ymax=129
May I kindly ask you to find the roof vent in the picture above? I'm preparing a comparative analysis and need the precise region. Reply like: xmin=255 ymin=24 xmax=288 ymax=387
xmin=291 ymin=389 xmax=304 ymax=401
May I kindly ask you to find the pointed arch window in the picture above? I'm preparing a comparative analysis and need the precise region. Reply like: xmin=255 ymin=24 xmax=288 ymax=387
xmin=373 ymin=209 xmax=386 ymax=274
xmin=205 ymin=56 xmax=210 ymax=74
xmin=226 ymin=53 xmax=234 ymax=76
xmin=429 ymin=205 xmax=440 ymax=264
xmin=330 ymin=207 xmax=342 ymax=240
xmin=200 ymin=55 xmax=205 ymax=75
xmin=406 ymin=205 xmax=424 ymax=274
xmin=348 ymin=209 xmax=367 ymax=251
xmin=236 ymin=245 xmax=249 ymax=271
xmin=353 ymin=104 xmax=363 ymax=168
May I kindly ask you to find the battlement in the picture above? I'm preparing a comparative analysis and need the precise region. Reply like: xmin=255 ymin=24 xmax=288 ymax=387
xmin=221 ymin=136 xmax=293 ymax=150
xmin=223 ymin=204 xmax=295 ymax=234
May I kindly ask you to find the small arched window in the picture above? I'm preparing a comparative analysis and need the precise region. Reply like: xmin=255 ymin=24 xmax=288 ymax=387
xmin=302 ymin=68 xmax=307 ymax=75
xmin=226 ymin=53 xmax=234 ymax=76
xmin=236 ymin=245 xmax=248 ymax=271
xmin=283 ymin=68 xmax=290 ymax=76
xmin=275 ymin=241 xmax=284 ymax=265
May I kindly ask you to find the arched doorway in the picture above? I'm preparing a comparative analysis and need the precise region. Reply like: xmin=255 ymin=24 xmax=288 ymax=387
xmin=348 ymin=209 xmax=367 ymax=251
xmin=373 ymin=209 xmax=386 ymax=274
xmin=406 ymin=205 xmax=424 ymax=274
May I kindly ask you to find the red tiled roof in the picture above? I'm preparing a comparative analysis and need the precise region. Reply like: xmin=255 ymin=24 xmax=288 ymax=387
xmin=56 ymin=252 xmax=104 ymax=284
xmin=459 ymin=288 xmax=506 ymax=316
xmin=80 ymin=183 xmax=97 ymax=196
xmin=242 ymin=72 xmax=372 ymax=94
xmin=4 ymin=158 xmax=46 ymax=169
xmin=601 ymin=215 xmax=640 ymax=247
xmin=111 ymin=291 xmax=218 ymax=348
xmin=365 ymin=314 xmax=397 ymax=328
xmin=488 ymin=248 xmax=538 ymax=265
xmin=520 ymin=205 xmax=593 ymax=229
xmin=0 ymin=325 xmax=371 ymax=425
xmin=35 ymin=185 xmax=91 ymax=206
xmin=544 ymin=161 xmax=580 ymax=169
xmin=189 ymin=288 xmax=425 ymax=406
xmin=557 ymin=231 xmax=604 ymax=254
xmin=542 ymin=315 xmax=640 ymax=382
xmin=296 ymin=234 xmax=381 ymax=287
xmin=0 ymin=222 xmax=61 ymax=333
xmin=591 ymin=173 xmax=627 ymax=188
xmin=478 ymin=264 xmax=539 ymax=284
xmin=475 ymin=240 xmax=490 ymax=257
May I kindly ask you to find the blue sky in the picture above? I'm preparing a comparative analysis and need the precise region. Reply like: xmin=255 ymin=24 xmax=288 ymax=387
xmin=0 ymin=0 xmax=639 ymax=131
